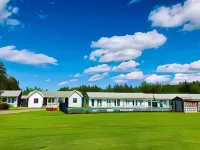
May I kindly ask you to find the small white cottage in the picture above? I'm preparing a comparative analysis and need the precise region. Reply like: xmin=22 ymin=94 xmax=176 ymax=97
xmin=27 ymin=90 xmax=83 ymax=108
xmin=0 ymin=90 xmax=22 ymax=107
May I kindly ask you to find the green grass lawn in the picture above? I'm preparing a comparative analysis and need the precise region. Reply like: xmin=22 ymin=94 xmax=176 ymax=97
xmin=1 ymin=111 xmax=200 ymax=150
xmin=9 ymin=107 xmax=31 ymax=110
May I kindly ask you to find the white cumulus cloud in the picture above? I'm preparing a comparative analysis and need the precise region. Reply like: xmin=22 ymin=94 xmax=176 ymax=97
xmin=84 ymin=64 xmax=111 ymax=74
xmin=84 ymin=55 xmax=88 ymax=59
xmin=149 ymin=0 xmax=200 ymax=31
xmin=171 ymin=73 xmax=200 ymax=84
xmin=145 ymin=74 xmax=170 ymax=84
xmin=6 ymin=19 xmax=20 ymax=26
xmin=0 ymin=45 xmax=58 ymax=65
xmin=88 ymin=73 xmax=108 ymax=81
xmin=89 ymin=30 xmax=167 ymax=62
xmin=156 ymin=60 xmax=200 ymax=73
xmin=74 ymin=73 xmax=81 ymax=78
xmin=112 ymin=60 xmax=139 ymax=72
xmin=58 ymin=81 xmax=68 ymax=86
xmin=70 ymin=79 xmax=77 ymax=82
xmin=0 ymin=0 xmax=20 ymax=26
xmin=112 ymin=71 xmax=145 ymax=80
xmin=128 ymin=0 xmax=141 ymax=5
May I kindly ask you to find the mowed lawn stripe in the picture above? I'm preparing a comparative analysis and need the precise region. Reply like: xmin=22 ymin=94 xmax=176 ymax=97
xmin=0 ymin=111 xmax=200 ymax=150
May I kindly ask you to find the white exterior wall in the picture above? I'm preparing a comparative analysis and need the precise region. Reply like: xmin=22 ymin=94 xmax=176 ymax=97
xmin=102 ymin=99 xmax=107 ymax=107
xmin=88 ymin=98 xmax=171 ymax=108
xmin=6 ymin=97 xmax=18 ymax=107
xmin=88 ymin=99 xmax=151 ymax=108
xmin=28 ymin=92 xmax=43 ymax=108
xmin=68 ymin=92 xmax=82 ymax=107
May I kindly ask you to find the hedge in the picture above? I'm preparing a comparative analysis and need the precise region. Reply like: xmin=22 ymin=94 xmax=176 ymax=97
xmin=0 ymin=103 xmax=9 ymax=110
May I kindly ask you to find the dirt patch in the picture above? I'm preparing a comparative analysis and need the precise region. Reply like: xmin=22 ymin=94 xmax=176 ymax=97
xmin=0 ymin=109 xmax=44 ymax=115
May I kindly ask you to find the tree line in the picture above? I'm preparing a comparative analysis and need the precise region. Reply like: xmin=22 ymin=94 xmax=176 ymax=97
xmin=0 ymin=62 xmax=20 ymax=90
xmin=22 ymin=87 xmax=48 ymax=95
xmin=58 ymin=81 xmax=200 ymax=95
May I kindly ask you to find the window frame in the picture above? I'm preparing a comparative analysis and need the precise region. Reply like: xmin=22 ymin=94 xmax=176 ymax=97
xmin=117 ymin=99 xmax=120 ymax=106
xmin=12 ymin=98 xmax=15 ymax=103
xmin=73 ymin=98 xmax=77 ymax=103
xmin=91 ymin=99 xmax=94 ymax=106
xmin=34 ymin=98 xmax=39 ymax=104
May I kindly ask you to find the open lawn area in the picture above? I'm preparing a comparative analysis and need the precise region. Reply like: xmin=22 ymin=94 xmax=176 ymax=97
xmin=1 ymin=111 xmax=200 ymax=150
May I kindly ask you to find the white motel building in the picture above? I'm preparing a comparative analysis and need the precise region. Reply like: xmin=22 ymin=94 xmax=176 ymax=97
xmin=1 ymin=90 xmax=200 ymax=113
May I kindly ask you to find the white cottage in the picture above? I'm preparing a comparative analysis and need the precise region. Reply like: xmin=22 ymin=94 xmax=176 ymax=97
xmin=28 ymin=90 xmax=44 ymax=108
xmin=0 ymin=90 xmax=22 ymax=107
xmin=27 ymin=90 xmax=83 ymax=108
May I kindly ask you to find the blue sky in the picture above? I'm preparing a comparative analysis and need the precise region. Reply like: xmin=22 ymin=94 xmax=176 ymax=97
xmin=0 ymin=0 xmax=200 ymax=90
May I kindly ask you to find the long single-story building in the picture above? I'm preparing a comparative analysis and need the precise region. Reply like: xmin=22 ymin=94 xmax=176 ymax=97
xmin=1 ymin=90 xmax=200 ymax=112
xmin=86 ymin=92 xmax=200 ymax=112
xmin=0 ymin=90 xmax=22 ymax=107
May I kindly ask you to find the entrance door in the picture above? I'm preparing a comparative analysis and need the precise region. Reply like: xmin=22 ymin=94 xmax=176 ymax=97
xmin=175 ymin=101 xmax=184 ymax=112
xmin=107 ymin=100 xmax=111 ymax=107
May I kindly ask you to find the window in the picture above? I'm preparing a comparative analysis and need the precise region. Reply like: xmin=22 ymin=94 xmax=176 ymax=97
xmin=117 ymin=100 xmax=120 ymax=106
xmin=136 ymin=100 xmax=138 ymax=106
xmin=148 ymin=101 xmax=151 ymax=107
xmin=125 ymin=100 xmax=129 ymax=106
xmin=58 ymin=98 xmax=64 ymax=103
xmin=160 ymin=100 xmax=163 ymax=107
xmin=114 ymin=100 xmax=116 ymax=106
xmin=7 ymin=98 xmax=11 ymax=103
xmin=152 ymin=102 xmax=158 ymax=107
xmin=132 ymin=100 xmax=134 ymax=106
xmin=107 ymin=100 xmax=111 ymax=107
xmin=73 ymin=98 xmax=77 ymax=103
xmin=91 ymin=99 xmax=94 ymax=106
xmin=12 ymin=98 xmax=15 ymax=103
xmin=48 ymin=98 xmax=57 ymax=103
xmin=97 ymin=99 xmax=102 ymax=107
xmin=48 ymin=98 xmax=55 ymax=103
xmin=34 ymin=98 xmax=38 ymax=103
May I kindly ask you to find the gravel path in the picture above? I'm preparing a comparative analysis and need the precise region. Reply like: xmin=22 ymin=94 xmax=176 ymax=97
xmin=0 ymin=109 xmax=44 ymax=114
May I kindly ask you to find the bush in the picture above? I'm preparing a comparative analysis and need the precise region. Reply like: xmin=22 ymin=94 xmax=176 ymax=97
xmin=0 ymin=103 xmax=9 ymax=110
xmin=83 ymin=104 xmax=91 ymax=108
xmin=8 ymin=104 xmax=14 ymax=108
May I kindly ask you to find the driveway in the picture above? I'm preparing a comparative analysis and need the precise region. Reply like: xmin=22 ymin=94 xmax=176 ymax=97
xmin=0 ymin=109 xmax=44 ymax=115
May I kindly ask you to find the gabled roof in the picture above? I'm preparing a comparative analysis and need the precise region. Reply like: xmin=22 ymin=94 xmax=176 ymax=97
xmin=28 ymin=90 xmax=44 ymax=98
xmin=87 ymin=92 xmax=154 ymax=100
xmin=0 ymin=90 xmax=22 ymax=97
xmin=27 ymin=90 xmax=83 ymax=98
xmin=68 ymin=90 xmax=83 ymax=98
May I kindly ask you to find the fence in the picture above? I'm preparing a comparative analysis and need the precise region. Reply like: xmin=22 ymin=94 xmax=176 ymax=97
xmin=60 ymin=107 xmax=170 ymax=114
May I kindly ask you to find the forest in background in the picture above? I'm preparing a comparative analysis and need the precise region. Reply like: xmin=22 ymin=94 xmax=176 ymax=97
xmin=1 ymin=62 xmax=200 ymax=95
xmin=0 ymin=62 xmax=20 ymax=90
xmin=58 ymin=81 xmax=200 ymax=97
